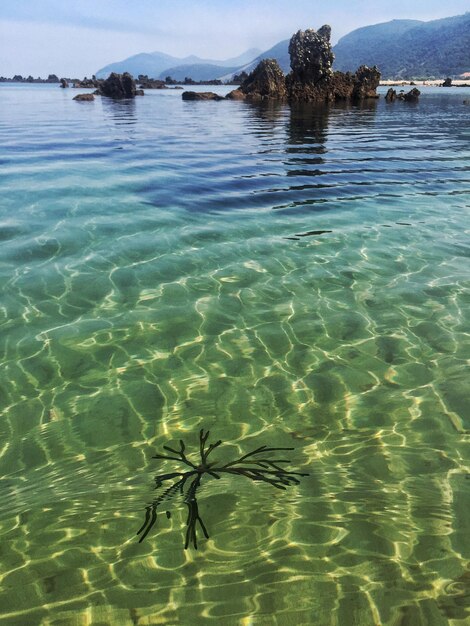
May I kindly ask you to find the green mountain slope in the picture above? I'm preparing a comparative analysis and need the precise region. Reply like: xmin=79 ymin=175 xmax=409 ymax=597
xmin=333 ymin=13 xmax=470 ymax=78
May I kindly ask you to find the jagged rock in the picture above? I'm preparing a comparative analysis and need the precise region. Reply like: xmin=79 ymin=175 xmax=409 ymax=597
xmin=73 ymin=93 xmax=94 ymax=101
xmin=98 ymin=72 xmax=137 ymax=99
xmin=317 ymin=25 xmax=332 ymax=41
xmin=404 ymin=88 xmax=421 ymax=102
xmin=60 ymin=78 xmax=69 ymax=88
xmin=288 ymin=27 xmax=335 ymax=83
xmin=231 ymin=59 xmax=286 ymax=100
xmin=442 ymin=77 xmax=452 ymax=87
xmin=398 ymin=88 xmax=421 ymax=102
xmin=182 ymin=91 xmax=224 ymax=101
xmin=285 ymin=25 xmax=381 ymax=102
xmin=352 ymin=65 xmax=381 ymax=99
xmin=387 ymin=87 xmax=420 ymax=103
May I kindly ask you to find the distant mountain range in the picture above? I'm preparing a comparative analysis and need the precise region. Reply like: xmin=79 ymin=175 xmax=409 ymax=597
xmin=96 ymin=48 xmax=261 ymax=81
xmin=96 ymin=13 xmax=470 ymax=81
xmin=219 ymin=39 xmax=291 ymax=80
xmin=157 ymin=63 xmax=240 ymax=83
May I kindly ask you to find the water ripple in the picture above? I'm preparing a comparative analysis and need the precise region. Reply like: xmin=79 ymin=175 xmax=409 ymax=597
xmin=0 ymin=83 xmax=469 ymax=624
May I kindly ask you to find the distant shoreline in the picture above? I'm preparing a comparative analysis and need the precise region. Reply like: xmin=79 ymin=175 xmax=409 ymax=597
xmin=380 ymin=79 xmax=470 ymax=87
xmin=2 ymin=77 xmax=470 ymax=88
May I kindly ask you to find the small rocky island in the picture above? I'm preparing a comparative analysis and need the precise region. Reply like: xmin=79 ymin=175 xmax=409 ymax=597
xmin=96 ymin=72 xmax=144 ymax=98
xmin=73 ymin=72 xmax=145 ymax=101
xmin=185 ymin=25 xmax=383 ymax=103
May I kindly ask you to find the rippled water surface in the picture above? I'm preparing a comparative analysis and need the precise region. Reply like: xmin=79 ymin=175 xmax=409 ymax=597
xmin=0 ymin=84 xmax=469 ymax=625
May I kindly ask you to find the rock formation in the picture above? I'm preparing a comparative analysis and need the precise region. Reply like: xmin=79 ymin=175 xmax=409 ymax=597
xmin=399 ymin=88 xmax=420 ymax=102
xmin=73 ymin=78 xmax=99 ymax=89
xmin=385 ymin=87 xmax=421 ymax=103
xmin=227 ymin=59 xmax=287 ymax=100
xmin=98 ymin=72 xmax=137 ymax=99
xmin=288 ymin=27 xmax=335 ymax=84
xmin=183 ymin=24 xmax=383 ymax=104
xmin=182 ymin=91 xmax=224 ymax=101
xmin=286 ymin=26 xmax=380 ymax=102
xmin=73 ymin=93 xmax=94 ymax=102
xmin=60 ymin=78 xmax=69 ymax=88
xmin=225 ymin=89 xmax=246 ymax=100
xmin=352 ymin=65 xmax=381 ymax=99
xmin=226 ymin=25 xmax=380 ymax=104
xmin=138 ymin=78 xmax=168 ymax=89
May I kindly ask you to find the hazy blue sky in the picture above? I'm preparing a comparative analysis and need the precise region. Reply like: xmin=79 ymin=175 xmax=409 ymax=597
xmin=1 ymin=0 xmax=469 ymax=77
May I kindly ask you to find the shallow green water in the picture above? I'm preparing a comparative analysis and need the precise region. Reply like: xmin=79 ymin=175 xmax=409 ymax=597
xmin=0 ymin=84 xmax=469 ymax=625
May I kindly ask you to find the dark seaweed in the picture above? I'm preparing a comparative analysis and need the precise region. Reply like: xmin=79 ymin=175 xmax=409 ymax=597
xmin=295 ymin=230 xmax=332 ymax=237
xmin=138 ymin=429 xmax=308 ymax=549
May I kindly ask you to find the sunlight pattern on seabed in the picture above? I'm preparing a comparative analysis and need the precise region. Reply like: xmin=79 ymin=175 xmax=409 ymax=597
xmin=0 ymin=84 xmax=469 ymax=625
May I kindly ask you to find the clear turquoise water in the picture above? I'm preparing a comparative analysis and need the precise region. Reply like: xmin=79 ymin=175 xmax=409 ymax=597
xmin=0 ymin=84 xmax=469 ymax=625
